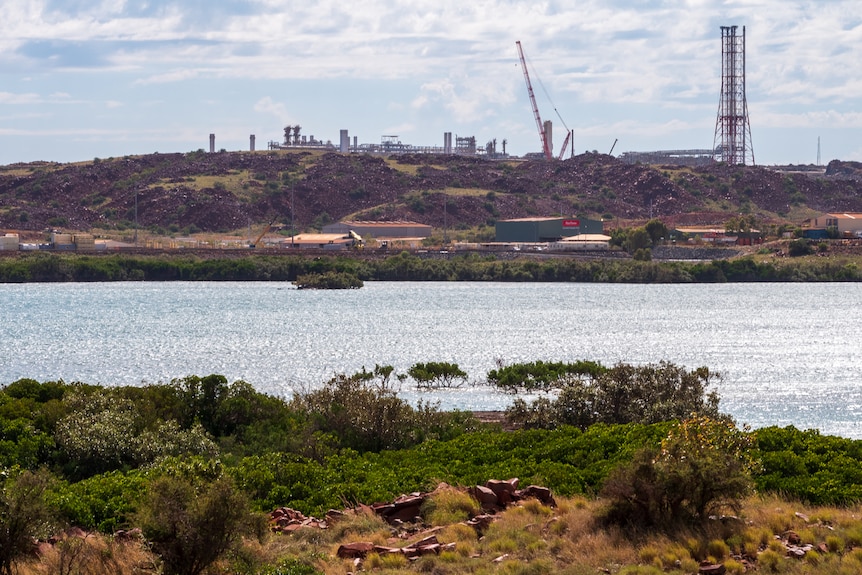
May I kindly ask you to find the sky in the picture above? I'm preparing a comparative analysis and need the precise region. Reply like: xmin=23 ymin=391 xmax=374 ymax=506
xmin=0 ymin=0 xmax=860 ymax=165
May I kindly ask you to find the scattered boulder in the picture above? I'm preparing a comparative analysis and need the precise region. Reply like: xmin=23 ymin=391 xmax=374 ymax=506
xmin=698 ymin=562 xmax=726 ymax=574
xmin=336 ymin=542 xmax=375 ymax=559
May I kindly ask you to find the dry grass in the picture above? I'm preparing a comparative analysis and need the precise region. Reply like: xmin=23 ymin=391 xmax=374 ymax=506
xmin=18 ymin=495 xmax=862 ymax=575
xmin=421 ymin=487 xmax=481 ymax=526
xmin=382 ymin=159 xmax=421 ymax=175
xmin=17 ymin=533 xmax=157 ymax=575
xmin=438 ymin=187 xmax=497 ymax=197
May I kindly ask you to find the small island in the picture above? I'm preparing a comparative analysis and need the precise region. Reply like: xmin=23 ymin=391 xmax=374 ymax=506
xmin=293 ymin=271 xmax=364 ymax=289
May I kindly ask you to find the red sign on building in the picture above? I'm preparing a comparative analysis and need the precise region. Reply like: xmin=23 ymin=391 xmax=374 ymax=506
xmin=562 ymin=219 xmax=580 ymax=228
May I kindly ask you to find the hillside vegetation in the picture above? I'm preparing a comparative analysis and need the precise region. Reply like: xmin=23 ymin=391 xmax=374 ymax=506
xmin=3 ymin=150 xmax=862 ymax=235
xmin=4 ymin=365 xmax=862 ymax=574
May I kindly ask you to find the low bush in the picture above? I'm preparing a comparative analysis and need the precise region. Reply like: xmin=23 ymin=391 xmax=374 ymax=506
xmin=0 ymin=470 xmax=54 ymax=575
xmin=408 ymin=362 xmax=468 ymax=389
xmin=506 ymin=361 xmax=722 ymax=430
xmin=135 ymin=476 xmax=254 ymax=575
xmin=599 ymin=416 xmax=754 ymax=529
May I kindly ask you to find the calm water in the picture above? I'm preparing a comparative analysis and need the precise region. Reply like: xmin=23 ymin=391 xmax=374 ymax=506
xmin=2 ymin=281 xmax=861 ymax=438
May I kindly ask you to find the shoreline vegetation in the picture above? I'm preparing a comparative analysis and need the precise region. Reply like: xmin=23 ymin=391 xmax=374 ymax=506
xmin=4 ymin=363 xmax=862 ymax=574
xmin=1 ymin=249 xmax=861 ymax=283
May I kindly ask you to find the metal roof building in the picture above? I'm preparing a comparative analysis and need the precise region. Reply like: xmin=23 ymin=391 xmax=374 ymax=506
xmin=323 ymin=220 xmax=432 ymax=239
xmin=281 ymin=233 xmax=357 ymax=250
xmin=495 ymin=217 xmax=604 ymax=243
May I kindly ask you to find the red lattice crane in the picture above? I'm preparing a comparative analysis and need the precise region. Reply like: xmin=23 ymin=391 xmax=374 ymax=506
xmin=516 ymin=41 xmax=553 ymax=160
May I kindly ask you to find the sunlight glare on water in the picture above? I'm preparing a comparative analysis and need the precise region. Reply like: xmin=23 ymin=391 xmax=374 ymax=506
xmin=2 ymin=281 xmax=861 ymax=437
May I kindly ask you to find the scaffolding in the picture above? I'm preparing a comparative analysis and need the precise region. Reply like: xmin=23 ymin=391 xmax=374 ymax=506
xmin=713 ymin=25 xmax=755 ymax=165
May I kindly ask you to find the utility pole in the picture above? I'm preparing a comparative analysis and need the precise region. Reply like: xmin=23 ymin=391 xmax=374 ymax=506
xmin=443 ymin=196 xmax=449 ymax=245
xmin=133 ymin=189 xmax=138 ymax=246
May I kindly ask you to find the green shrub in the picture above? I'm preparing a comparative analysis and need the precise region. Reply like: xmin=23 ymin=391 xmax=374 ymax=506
xmin=256 ymin=557 xmax=323 ymax=575
xmin=136 ymin=476 xmax=254 ymax=575
xmin=408 ymin=362 xmax=468 ymax=389
xmin=599 ymin=416 xmax=754 ymax=528
xmin=488 ymin=360 xmax=606 ymax=393
xmin=788 ymin=238 xmax=813 ymax=256
xmin=0 ymin=470 xmax=54 ymax=575
xmin=506 ymin=361 xmax=722 ymax=430
xmin=293 ymin=271 xmax=363 ymax=289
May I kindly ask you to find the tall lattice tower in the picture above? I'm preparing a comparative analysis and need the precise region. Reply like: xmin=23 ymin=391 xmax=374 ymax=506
xmin=713 ymin=25 xmax=755 ymax=165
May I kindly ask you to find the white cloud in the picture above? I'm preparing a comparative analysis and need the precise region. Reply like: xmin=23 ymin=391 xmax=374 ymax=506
xmin=253 ymin=97 xmax=293 ymax=124
xmin=0 ymin=91 xmax=41 ymax=104
xmin=2 ymin=0 xmax=862 ymax=163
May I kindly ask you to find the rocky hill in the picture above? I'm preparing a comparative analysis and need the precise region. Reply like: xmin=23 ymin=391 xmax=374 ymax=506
xmin=2 ymin=150 xmax=862 ymax=235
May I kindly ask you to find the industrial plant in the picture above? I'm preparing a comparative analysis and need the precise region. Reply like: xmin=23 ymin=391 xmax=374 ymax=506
xmin=297 ymin=28 xmax=750 ymax=167
xmin=201 ymin=27 xmax=756 ymax=171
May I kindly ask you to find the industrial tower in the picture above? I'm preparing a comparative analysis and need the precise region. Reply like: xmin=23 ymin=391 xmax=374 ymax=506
xmin=712 ymin=25 xmax=755 ymax=165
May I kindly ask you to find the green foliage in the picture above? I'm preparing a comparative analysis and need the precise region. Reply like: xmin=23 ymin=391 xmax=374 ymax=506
xmin=788 ymin=238 xmax=814 ymax=256
xmin=506 ymin=361 xmax=721 ymax=430
xmin=600 ymin=416 xmax=754 ymax=528
xmin=0 ymin=469 xmax=53 ymax=575
xmin=625 ymin=228 xmax=652 ymax=253
xmin=488 ymin=360 xmax=607 ymax=392
xmin=259 ymin=558 xmax=323 ymax=575
xmin=7 ymin=367 xmax=862 ymax=539
xmin=48 ymin=470 xmax=147 ymax=532
xmin=754 ymin=426 xmax=862 ymax=505
xmin=0 ymin=417 xmax=54 ymax=469
xmin=54 ymin=388 xmax=218 ymax=477
xmin=3 ymin=251 xmax=862 ymax=284
xmin=3 ymin=378 xmax=66 ymax=403
xmin=289 ymin=369 xmax=470 ymax=453
xmin=725 ymin=215 xmax=757 ymax=233
xmin=293 ymin=271 xmax=363 ymax=289
xmin=408 ymin=362 xmax=468 ymax=389
xmin=632 ymin=247 xmax=652 ymax=261
xmin=136 ymin=476 xmax=254 ymax=575
xmin=229 ymin=422 xmax=667 ymax=516
xmin=644 ymin=219 xmax=668 ymax=244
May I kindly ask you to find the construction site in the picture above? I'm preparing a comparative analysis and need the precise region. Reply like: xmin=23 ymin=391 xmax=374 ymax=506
xmin=204 ymin=27 xmax=756 ymax=170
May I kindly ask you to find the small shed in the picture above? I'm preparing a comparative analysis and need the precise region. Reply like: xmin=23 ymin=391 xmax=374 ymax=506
xmin=553 ymin=233 xmax=611 ymax=251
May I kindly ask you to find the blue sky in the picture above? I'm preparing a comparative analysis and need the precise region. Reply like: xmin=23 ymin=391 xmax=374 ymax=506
xmin=1 ymin=0 xmax=860 ymax=165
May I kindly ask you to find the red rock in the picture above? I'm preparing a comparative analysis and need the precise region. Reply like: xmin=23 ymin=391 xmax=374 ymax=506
xmin=465 ymin=514 xmax=495 ymax=532
xmin=373 ymin=546 xmax=403 ymax=556
xmin=515 ymin=485 xmax=556 ymax=506
xmin=485 ymin=479 xmax=517 ymax=505
xmin=405 ymin=535 xmax=439 ymax=550
xmin=337 ymin=542 xmax=375 ymax=559
xmin=470 ymin=485 xmax=499 ymax=509
xmin=325 ymin=509 xmax=346 ymax=523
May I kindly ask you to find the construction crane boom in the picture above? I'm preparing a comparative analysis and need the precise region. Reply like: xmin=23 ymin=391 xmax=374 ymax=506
xmin=516 ymin=41 xmax=552 ymax=160
xmin=249 ymin=218 xmax=276 ymax=248
xmin=558 ymin=130 xmax=572 ymax=161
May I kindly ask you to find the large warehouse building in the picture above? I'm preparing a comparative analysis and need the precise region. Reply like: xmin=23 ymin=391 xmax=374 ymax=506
xmin=495 ymin=217 xmax=604 ymax=243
